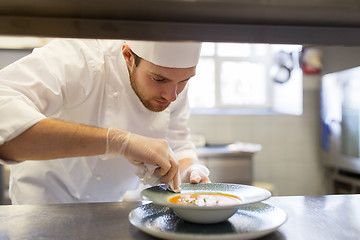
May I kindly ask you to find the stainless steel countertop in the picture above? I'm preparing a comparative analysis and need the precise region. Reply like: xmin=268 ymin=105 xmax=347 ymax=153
xmin=0 ymin=194 xmax=359 ymax=240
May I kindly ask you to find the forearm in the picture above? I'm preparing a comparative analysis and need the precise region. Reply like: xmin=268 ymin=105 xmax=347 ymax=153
xmin=0 ymin=118 xmax=107 ymax=161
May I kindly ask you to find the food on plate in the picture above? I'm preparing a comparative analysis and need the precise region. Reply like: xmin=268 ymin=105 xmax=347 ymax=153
xmin=168 ymin=192 xmax=242 ymax=207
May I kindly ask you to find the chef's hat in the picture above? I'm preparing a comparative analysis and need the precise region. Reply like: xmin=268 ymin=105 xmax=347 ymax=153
xmin=125 ymin=40 xmax=202 ymax=68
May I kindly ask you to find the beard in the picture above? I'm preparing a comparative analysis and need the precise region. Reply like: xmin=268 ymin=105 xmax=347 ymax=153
xmin=129 ymin=69 xmax=170 ymax=112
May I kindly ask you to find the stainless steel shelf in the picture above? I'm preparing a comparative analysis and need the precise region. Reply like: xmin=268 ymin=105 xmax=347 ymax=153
xmin=1 ymin=0 xmax=360 ymax=45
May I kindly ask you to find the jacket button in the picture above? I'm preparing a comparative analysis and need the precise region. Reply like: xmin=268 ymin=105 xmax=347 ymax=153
xmin=113 ymin=91 xmax=119 ymax=98
xmin=96 ymin=175 xmax=103 ymax=181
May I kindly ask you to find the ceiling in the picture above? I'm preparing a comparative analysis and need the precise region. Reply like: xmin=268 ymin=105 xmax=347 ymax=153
xmin=1 ymin=0 xmax=360 ymax=45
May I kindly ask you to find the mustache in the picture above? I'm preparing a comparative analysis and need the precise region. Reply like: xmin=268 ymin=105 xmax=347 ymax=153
xmin=155 ymin=97 xmax=169 ymax=103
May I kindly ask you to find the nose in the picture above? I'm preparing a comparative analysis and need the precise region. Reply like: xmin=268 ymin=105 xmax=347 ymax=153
xmin=161 ymin=84 xmax=178 ymax=102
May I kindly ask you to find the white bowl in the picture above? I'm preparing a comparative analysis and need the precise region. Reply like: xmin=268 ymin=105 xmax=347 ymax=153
xmin=141 ymin=183 xmax=271 ymax=224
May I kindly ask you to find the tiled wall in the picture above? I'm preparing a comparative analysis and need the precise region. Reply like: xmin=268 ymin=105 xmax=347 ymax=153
xmin=188 ymin=76 xmax=325 ymax=196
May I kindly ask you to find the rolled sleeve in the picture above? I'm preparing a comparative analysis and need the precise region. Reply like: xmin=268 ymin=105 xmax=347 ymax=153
xmin=0 ymin=95 xmax=46 ymax=145
xmin=0 ymin=39 xmax=103 ymax=145
xmin=0 ymin=94 xmax=45 ymax=164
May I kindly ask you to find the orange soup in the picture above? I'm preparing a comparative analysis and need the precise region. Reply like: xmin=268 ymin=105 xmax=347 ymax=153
xmin=168 ymin=193 xmax=242 ymax=207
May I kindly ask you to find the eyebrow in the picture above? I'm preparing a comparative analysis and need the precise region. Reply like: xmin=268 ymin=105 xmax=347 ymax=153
xmin=150 ymin=72 xmax=194 ymax=83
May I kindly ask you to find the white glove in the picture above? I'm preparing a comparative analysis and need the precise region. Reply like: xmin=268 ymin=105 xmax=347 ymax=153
xmin=181 ymin=164 xmax=211 ymax=184
xmin=105 ymin=128 xmax=180 ymax=191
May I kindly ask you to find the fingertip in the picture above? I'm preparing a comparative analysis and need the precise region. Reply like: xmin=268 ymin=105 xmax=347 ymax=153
xmin=190 ymin=171 xmax=201 ymax=183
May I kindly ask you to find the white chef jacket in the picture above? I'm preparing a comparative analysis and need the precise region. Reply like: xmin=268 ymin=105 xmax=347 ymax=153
xmin=0 ymin=39 xmax=197 ymax=204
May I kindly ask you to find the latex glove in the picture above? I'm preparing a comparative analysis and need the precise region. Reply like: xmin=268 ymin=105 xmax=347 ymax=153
xmin=136 ymin=164 xmax=181 ymax=192
xmin=105 ymin=128 xmax=180 ymax=191
xmin=181 ymin=164 xmax=211 ymax=184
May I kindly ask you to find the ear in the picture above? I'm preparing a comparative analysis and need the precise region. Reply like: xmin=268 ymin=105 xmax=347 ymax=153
xmin=122 ymin=43 xmax=135 ymax=70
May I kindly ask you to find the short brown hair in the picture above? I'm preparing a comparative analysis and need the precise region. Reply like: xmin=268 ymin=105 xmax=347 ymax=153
xmin=131 ymin=50 xmax=142 ymax=67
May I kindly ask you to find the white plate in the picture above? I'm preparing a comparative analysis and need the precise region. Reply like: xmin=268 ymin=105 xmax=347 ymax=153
xmin=129 ymin=202 xmax=287 ymax=240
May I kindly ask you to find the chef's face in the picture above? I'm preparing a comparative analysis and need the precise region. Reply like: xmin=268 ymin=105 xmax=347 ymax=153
xmin=123 ymin=45 xmax=196 ymax=112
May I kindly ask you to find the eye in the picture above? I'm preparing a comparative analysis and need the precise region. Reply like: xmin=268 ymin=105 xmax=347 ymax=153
xmin=179 ymin=79 xmax=189 ymax=85
xmin=152 ymin=77 xmax=164 ymax=82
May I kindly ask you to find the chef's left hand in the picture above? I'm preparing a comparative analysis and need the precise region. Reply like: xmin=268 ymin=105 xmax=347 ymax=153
xmin=181 ymin=164 xmax=211 ymax=183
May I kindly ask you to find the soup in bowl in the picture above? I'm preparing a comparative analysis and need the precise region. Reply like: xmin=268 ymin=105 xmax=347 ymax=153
xmin=141 ymin=183 xmax=271 ymax=224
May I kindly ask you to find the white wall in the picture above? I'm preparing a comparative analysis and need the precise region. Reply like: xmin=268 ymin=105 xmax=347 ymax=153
xmin=188 ymin=75 xmax=325 ymax=196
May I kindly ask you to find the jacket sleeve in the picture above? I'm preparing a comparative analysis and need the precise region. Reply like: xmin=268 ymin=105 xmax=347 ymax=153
xmin=167 ymin=84 xmax=198 ymax=162
xmin=0 ymin=39 xmax=103 ymax=146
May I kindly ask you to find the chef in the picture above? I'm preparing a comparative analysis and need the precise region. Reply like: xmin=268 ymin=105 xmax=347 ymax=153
xmin=0 ymin=38 xmax=210 ymax=204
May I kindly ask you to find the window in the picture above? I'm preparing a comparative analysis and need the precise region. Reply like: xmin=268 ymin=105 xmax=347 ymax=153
xmin=188 ymin=42 xmax=303 ymax=115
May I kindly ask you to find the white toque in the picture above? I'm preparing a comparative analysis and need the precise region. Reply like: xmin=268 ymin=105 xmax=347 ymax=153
xmin=125 ymin=40 xmax=202 ymax=68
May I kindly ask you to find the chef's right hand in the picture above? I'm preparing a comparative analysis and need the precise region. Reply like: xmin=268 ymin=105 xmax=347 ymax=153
xmin=105 ymin=128 xmax=179 ymax=184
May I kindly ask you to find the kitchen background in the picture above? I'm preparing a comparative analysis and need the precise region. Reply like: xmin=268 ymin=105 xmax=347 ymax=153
xmin=192 ymin=45 xmax=360 ymax=197
xmin=1 ymin=38 xmax=360 ymax=203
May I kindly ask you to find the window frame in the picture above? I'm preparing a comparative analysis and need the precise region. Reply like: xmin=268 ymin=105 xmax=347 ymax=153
xmin=190 ymin=43 xmax=274 ymax=110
